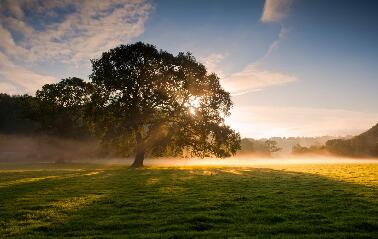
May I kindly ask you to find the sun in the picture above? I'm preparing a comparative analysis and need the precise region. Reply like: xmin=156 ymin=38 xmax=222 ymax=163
xmin=188 ymin=97 xmax=201 ymax=115
xmin=189 ymin=107 xmax=196 ymax=115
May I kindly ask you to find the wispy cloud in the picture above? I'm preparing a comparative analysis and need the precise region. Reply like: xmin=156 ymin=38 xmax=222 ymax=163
xmin=0 ymin=53 xmax=56 ymax=95
xmin=226 ymin=105 xmax=378 ymax=138
xmin=0 ymin=0 xmax=152 ymax=94
xmin=261 ymin=0 xmax=293 ymax=23
xmin=199 ymin=53 xmax=225 ymax=76
xmin=260 ymin=0 xmax=293 ymax=59
xmin=262 ymin=26 xmax=289 ymax=59
xmin=213 ymin=0 xmax=296 ymax=96
xmin=199 ymin=51 xmax=296 ymax=95
xmin=221 ymin=64 xmax=296 ymax=95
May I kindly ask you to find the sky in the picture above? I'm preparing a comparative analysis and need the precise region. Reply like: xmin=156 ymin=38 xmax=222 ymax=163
xmin=1 ymin=0 xmax=378 ymax=138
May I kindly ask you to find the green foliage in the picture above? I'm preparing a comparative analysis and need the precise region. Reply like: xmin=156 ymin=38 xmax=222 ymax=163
xmin=0 ymin=79 xmax=93 ymax=138
xmin=36 ymin=77 xmax=93 ymax=108
xmin=35 ymin=77 xmax=93 ymax=138
xmin=87 ymin=42 xmax=240 ymax=161
xmin=0 ymin=94 xmax=40 ymax=134
xmin=0 ymin=163 xmax=377 ymax=238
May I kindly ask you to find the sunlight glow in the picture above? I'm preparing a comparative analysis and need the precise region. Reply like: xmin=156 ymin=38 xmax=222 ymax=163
xmin=187 ymin=96 xmax=201 ymax=115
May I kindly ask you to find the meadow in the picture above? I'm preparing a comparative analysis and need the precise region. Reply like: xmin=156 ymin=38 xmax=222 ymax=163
xmin=0 ymin=162 xmax=377 ymax=238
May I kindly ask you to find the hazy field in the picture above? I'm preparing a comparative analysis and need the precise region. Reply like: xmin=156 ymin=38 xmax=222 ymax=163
xmin=0 ymin=160 xmax=377 ymax=238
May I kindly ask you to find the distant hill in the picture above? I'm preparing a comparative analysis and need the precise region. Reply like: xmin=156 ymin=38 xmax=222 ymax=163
xmin=355 ymin=123 xmax=378 ymax=143
xmin=326 ymin=123 xmax=378 ymax=157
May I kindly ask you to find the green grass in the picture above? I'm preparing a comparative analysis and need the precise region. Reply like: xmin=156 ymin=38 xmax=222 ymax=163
xmin=0 ymin=163 xmax=377 ymax=238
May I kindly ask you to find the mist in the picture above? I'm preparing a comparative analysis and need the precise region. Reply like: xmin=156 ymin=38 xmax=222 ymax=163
xmin=1 ymin=134 xmax=377 ymax=166
xmin=0 ymin=134 xmax=100 ymax=163
xmin=82 ymin=155 xmax=378 ymax=168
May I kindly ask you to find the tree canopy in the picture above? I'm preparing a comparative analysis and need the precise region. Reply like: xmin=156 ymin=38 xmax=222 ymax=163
xmin=87 ymin=42 xmax=240 ymax=166
xmin=0 ymin=94 xmax=39 ymax=134
xmin=35 ymin=77 xmax=93 ymax=138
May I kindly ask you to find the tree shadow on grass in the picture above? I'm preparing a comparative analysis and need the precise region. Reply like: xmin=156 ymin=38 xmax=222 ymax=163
xmin=1 ymin=167 xmax=378 ymax=238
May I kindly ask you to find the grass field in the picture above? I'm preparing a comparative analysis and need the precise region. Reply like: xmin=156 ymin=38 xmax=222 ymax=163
xmin=0 ymin=162 xmax=377 ymax=238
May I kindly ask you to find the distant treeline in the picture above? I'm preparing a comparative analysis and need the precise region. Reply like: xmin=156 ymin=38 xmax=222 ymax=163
xmin=235 ymin=125 xmax=378 ymax=158
xmin=292 ymin=124 xmax=378 ymax=157
xmin=0 ymin=93 xmax=101 ymax=161
xmin=1 ymin=93 xmax=377 ymax=159
xmin=238 ymin=138 xmax=281 ymax=156
xmin=0 ymin=93 xmax=90 ymax=138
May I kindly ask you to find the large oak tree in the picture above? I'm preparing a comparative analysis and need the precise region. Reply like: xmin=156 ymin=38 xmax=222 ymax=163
xmin=37 ymin=42 xmax=240 ymax=167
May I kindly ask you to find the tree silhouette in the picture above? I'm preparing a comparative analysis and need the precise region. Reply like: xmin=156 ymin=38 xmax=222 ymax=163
xmin=0 ymin=94 xmax=40 ymax=134
xmin=88 ymin=42 xmax=240 ymax=167
xmin=35 ymin=77 xmax=93 ymax=138
xmin=265 ymin=140 xmax=281 ymax=153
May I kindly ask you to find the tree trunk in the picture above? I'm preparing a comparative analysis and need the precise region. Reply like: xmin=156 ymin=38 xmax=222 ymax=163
xmin=130 ymin=131 xmax=145 ymax=168
xmin=131 ymin=147 xmax=144 ymax=168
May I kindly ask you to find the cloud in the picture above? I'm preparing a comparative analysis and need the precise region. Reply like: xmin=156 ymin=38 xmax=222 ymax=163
xmin=199 ymin=53 xmax=225 ymax=76
xmin=0 ymin=0 xmax=152 ymax=64
xmin=261 ymin=0 xmax=293 ymax=23
xmin=221 ymin=64 xmax=297 ymax=95
xmin=226 ymin=105 xmax=378 ymax=138
xmin=0 ymin=1 xmax=24 ymax=18
xmin=0 ymin=0 xmax=152 ymax=94
xmin=260 ymin=0 xmax=293 ymax=58
xmin=0 ymin=82 xmax=22 ymax=95
xmin=0 ymin=53 xmax=56 ymax=95
xmin=197 ymin=2 xmax=297 ymax=96
xmin=0 ymin=24 xmax=28 ymax=57
xmin=262 ymin=26 xmax=289 ymax=59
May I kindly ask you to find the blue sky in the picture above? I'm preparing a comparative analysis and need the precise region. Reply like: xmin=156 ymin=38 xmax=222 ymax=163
xmin=1 ymin=0 xmax=377 ymax=138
